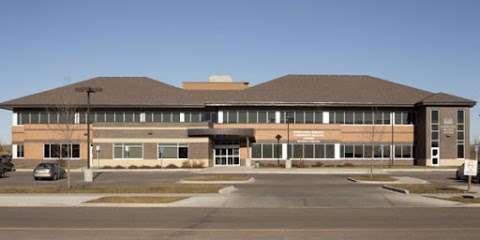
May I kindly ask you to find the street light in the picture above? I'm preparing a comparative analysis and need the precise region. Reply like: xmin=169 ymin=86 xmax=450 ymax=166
xmin=275 ymin=134 xmax=282 ymax=167
xmin=285 ymin=112 xmax=294 ymax=169
xmin=75 ymin=87 xmax=102 ymax=169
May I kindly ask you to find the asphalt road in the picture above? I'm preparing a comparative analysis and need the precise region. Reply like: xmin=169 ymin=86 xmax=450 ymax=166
xmin=1 ymin=207 xmax=480 ymax=240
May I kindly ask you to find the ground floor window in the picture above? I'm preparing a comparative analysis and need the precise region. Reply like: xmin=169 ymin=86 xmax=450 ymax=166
xmin=17 ymin=144 xmax=24 ymax=158
xmin=44 ymin=143 xmax=80 ymax=159
xmin=251 ymin=143 xmax=335 ymax=159
xmin=158 ymin=144 xmax=188 ymax=159
xmin=113 ymin=143 xmax=143 ymax=160
xmin=394 ymin=144 xmax=413 ymax=159
xmin=251 ymin=143 xmax=282 ymax=159
xmin=342 ymin=144 xmax=391 ymax=159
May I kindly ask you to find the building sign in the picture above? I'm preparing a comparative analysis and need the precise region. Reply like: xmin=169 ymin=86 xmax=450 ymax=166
xmin=293 ymin=130 xmax=325 ymax=142
xmin=464 ymin=159 xmax=478 ymax=176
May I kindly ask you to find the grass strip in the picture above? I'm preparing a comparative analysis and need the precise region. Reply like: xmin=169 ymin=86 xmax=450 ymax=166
xmin=388 ymin=184 xmax=465 ymax=194
xmin=183 ymin=175 xmax=251 ymax=182
xmin=429 ymin=196 xmax=480 ymax=204
xmin=85 ymin=196 xmax=188 ymax=204
xmin=0 ymin=184 xmax=223 ymax=194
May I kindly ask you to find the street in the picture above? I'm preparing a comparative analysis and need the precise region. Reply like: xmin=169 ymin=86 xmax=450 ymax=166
xmin=1 ymin=207 xmax=480 ymax=239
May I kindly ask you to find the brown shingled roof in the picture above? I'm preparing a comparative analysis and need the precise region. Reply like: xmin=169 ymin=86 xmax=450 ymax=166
xmin=0 ymin=75 xmax=476 ymax=109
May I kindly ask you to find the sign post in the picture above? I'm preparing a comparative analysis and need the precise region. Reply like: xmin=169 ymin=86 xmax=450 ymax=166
xmin=464 ymin=159 xmax=478 ymax=192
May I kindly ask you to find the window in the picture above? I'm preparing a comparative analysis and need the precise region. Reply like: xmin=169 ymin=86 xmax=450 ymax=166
xmin=395 ymin=144 xmax=413 ymax=159
xmin=315 ymin=144 xmax=325 ymax=158
xmin=364 ymin=145 xmax=373 ymax=158
xmin=30 ymin=112 xmax=39 ymax=124
xmin=325 ymin=144 xmax=335 ymax=158
xmin=273 ymin=144 xmax=282 ymax=158
xmin=295 ymin=111 xmax=305 ymax=124
xmin=314 ymin=111 xmax=323 ymax=123
xmin=258 ymin=111 xmax=267 ymax=123
xmin=262 ymin=144 xmax=273 ymax=158
xmin=457 ymin=110 xmax=465 ymax=158
xmin=252 ymin=144 xmax=262 ymax=158
xmin=39 ymin=112 xmax=49 ymax=124
xmin=238 ymin=111 xmax=247 ymax=123
xmin=17 ymin=144 xmax=24 ymax=158
xmin=305 ymin=112 xmax=314 ymax=124
xmin=344 ymin=145 xmax=354 ymax=158
xmin=335 ymin=111 xmax=344 ymax=124
xmin=345 ymin=112 xmax=354 ymax=124
xmin=431 ymin=110 xmax=440 ymax=148
xmin=113 ymin=143 xmax=143 ymax=159
xmin=267 ymin=111 xmax=276 ymax=123
xmin=227 ymin=111 xmax=238 ymax=123
xmin=395 ymin=112 xmax=414 ymax=125
xmin=43 ymin=143 xmax=80 ymax=159
xmin=304 ymin=144 xmax=314 ymax=158
xmin=106 ymin=112 xmax=115 ymax=122
xmin=364 ymin=112 xmax=373 ymax=124
xmin=374 ymin=112 xmax=383 ymax=125
xmin=354 ymin=145 xmax=363 ymax=158
xmin=248 ymin=111 xmax=257 ymax=123
xmin=374 ymin=145 xmax=382 ymax=158
xmin=158 ymin=144 xmax=188 ymax=159
xmin=114 ymin=112 xmax=124 ymax=123
xmin=354 ymin=112 xmax=363 ymax=124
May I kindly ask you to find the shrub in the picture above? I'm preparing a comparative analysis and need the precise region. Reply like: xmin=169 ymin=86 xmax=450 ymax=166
xmin=312 ymin=162 xmax=324 ymax=168
xmin=341 ymin=163 xmax=355 ymax=167
xmin=181 ymin=161 xmax=191 ymax=168
xmin=114 ymin=165 xmax=126 ymax=169
xmin=165 ymin=164 xmax=178 ymax=169
xmin=102 ymin=166 xmax=113 ymax=169
xmin=139 ymin=165 xmax=152 ymax=169
xmin=128 ymin=165 xmax=139 ymax=169
xmin=153 ymin=165 xmax=163 ymax=169
xmin=192 ymin=162 xmax=205 ymax=168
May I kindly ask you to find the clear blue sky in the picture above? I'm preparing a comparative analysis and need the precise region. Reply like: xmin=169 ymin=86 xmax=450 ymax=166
xmin=0 ymin=0 xmax=479 ymax=144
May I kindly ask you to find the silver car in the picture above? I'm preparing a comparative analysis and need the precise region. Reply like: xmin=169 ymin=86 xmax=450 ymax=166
xmin=33 ymin=163 xmax=65 ymax=181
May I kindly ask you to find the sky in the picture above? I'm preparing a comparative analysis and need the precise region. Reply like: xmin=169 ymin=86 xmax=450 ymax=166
xmin=0 ymin=0 xmax=479 ymax=144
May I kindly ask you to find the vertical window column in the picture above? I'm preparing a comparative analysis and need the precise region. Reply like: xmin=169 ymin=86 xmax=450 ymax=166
xmin=457 ymin=110 xmax=465 ymax=159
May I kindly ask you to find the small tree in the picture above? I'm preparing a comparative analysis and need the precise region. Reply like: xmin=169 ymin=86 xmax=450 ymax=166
xmin=46 ymin=105 xmax=79 ymax=189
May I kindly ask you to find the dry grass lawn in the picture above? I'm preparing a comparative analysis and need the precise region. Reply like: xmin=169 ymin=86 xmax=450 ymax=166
xmin=390 ymin=184 xmax=465 ymax=194
xmin=352 ymin=175 xmax=397 ymax=182
xmin=86 ymin=196 xmax=188 ymax=204
xmin=183 ymin=175 xmax=251 ymax=182
xmin=0 ymin=184 xmax=223 ymax=194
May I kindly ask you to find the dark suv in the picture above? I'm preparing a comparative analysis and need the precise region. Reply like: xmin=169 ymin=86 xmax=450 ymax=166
xmin=0 ymin=155 xmax=15 ymax=177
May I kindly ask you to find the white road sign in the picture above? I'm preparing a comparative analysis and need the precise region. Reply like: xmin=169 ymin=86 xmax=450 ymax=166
xmin=464 ymin=159 xmax=478 ymax=176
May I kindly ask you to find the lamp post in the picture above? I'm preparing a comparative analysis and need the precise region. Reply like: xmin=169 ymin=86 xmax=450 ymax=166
xmin=286 ymin=112 xmax=294 ymax=169
xmin=75 ymin=87 xmax=102 ymax=169
xmin=275 ymin=134 xmax=282 ymax=167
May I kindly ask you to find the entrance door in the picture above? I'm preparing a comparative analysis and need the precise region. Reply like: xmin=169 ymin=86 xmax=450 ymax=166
xmin=431 ymin=147 xmax=440 ymax=166
xmin=214 ymin=146 xmax=240 ymax=166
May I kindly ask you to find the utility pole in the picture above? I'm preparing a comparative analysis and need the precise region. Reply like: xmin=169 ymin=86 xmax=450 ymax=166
xmin=75 ymin=87 xmax=102 ymax=169
xmin=75 ymin=87 xmax=102 ymax=183
xmin=275 ymin=134 xmax=282 ymax=167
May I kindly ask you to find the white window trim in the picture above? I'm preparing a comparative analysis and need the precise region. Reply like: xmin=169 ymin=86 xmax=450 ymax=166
xmin=43 ymin=143 xmax=81 ymax=160
xmin=157 ymin=143 xmax=189 ymax=160
xmin=112 ymin=143 xmax=144 ymax=160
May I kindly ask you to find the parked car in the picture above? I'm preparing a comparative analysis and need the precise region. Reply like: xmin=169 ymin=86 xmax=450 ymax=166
xmin=33 ymin=163 xmax=65 ymax=180
xmin=0 ymin=154 xmax=16 ymax=173
xmin=0 ymin=163 xmax=8 ymax=178
xmin=456 ymin=162 xmax=480 ymax=183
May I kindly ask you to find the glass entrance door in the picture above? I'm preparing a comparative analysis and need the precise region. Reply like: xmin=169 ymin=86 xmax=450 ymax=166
xmin=214 ymin=146 xmax=240 ymax=166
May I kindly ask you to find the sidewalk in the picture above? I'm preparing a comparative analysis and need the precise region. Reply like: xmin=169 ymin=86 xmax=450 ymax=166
xmin=198 ymin=167 xmax=457 ymax=175
xmin=14 ymin=167 xmax=457 ymax=174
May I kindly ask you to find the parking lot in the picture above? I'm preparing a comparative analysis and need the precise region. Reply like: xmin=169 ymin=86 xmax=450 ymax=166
xmin=1 ymin=170 xmax=472 ymax=208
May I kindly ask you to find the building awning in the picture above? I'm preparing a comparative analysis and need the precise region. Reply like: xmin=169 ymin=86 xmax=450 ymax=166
xmin=187 ymin=128 xmax=255 ymax=142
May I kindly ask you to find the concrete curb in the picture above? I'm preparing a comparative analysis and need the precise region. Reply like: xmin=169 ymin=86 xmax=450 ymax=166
xmin=347 ymin=176 xmax=401 ymax=185
xmin=178 ymin=177 xmax=255 ymax=185
xmin=382 ymin=185 xmax=410 ymax=194
xmin=218 ymin=186 xmax=237 ymax=195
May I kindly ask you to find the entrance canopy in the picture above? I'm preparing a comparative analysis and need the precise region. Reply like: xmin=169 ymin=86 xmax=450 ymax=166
xmin=187 ymin=128 xmax=255 ymax=142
